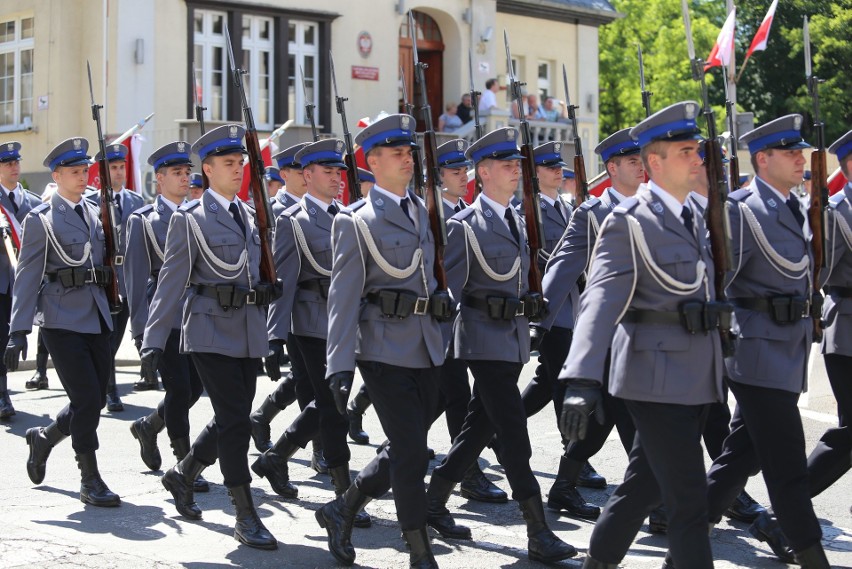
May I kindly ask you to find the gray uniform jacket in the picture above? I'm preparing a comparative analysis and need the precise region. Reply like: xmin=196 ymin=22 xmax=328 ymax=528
xmin=124 ymin=196 xmax=180 ymax=339
xmin=821 ymin=187 xmax=852 ymax=356
xmin=440 ymin=198 xmax=464 ymax=350
xmin=560 ymin=189 xmax=724 ymax=406
xmin=268 ymin=198 xmax=336 ymax=342
xmin=446 ymin=195 xmax=532 ymax=364
xmin=0 ymin=186 xmax=41 ymax=294
xmin=10 ymin=192 xmax=113 ymax=335
xmin=142 ymin=191 xmax=266 ymax=359
xmin=726 ymin=179 xmax=813 ymax=393
xmin=540 ymin=190 xmax=621 ymax=332
xmin=271 ymin=190 xmax=298 ymax=219
xmin=325 ymin=189 xmax=445 ymax=376
xmin=85 ymin=188 xmax=145 ymax=297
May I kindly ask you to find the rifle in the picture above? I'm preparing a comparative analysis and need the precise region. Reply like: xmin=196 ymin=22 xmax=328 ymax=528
xmin=563 ymin=65 xmax=590 ymax=205
xmin=682 ymin=0 xmax=735 ymax=355
xmin=86 ymin=61 xmax=122 ymax=314
xmin=329 ymin=51 xmax=362 ymax=204
xmin=721 ymin=62 xmax=741 ymax=191
xmin=191 ymin=61 xmax=210 ymax=190
xmin=638 ymin=43 xmax=652 ymax=119
xmin=110 ymin=112 xmax=154 ymax=146
xmin=400 ymin=66 xmax=425 ymax=199
xmin=804 ymin=16 xmax=827 ymax=340
xmin=301 ymin=65 xmax=319 ymax=141
xmin=505 ymin=31 xmax=546 ymax=306
xmin=468 ymin=50 xmax=484 ymax=140
xmin=408 ymin=11 xmax=448 ymax=294
xmin=223 ymin=25 xmax=277 ymax=286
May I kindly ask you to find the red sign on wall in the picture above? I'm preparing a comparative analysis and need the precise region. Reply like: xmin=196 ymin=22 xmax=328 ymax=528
xmin=352 ymin=66 xmax=379 ymax=81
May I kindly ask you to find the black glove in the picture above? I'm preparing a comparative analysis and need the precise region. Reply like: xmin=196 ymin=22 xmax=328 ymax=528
xmin=529 ymin=325 xmax=546 ymax=353
xmin=140 ymin=348 xmax=162 ymax=385
xmin=559 ymin=379 xmax=605 ymax=442
xmin=264 ymin=340 xmax=286 ymax=381
xmin=4 ymin=331 xmax=28 ymax=372
xmin=134 ymin=335 xmax=143 ymax=355
xmin=328 ymin=371 xmax=355 ymax=416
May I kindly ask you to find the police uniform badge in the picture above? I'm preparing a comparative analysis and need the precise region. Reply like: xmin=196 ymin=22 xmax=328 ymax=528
xmin=651 ymin=202 xmax=664 ymax=214
xmin=685 ymin=103 xmax=697 ymax=119
xmin=375 ymin=198 xmax=384 ymax=207
xmin=794 ymin=116 xmax=802 ymax=129
xmin=484 ymin=209 xmax=493 ymax=218
xmin=336 ymin=141 xmax=344 ymax=154
xmin=767 ymin=198 xmax=777 ymax=208
xmin=457 ymin=140 xmax=464 ymax=151
xmin=401 ymin=116 xmax=411 ymax=130
xmin=57 ymin=203 xmax=66 ymax=213
xmin=506 ymin=129 xmax=515 ymax=140
xmin=6 ymin=143 xmax=13 ymax=152
xmin=73 ymin=139 xmax=82 ymax=151
xmin=177 ymin=142 xmax=186 ymax=153
xmin=309 ymin=207 xmax=317 ymax=215
xmin=229 ymin=125 xmax=239 ymax=139
xmin=209 ymin=201 xmax=219 ymax=212
xmin=554 ymin=142 xmax=561 ymax=152
xmin=157 ymin=202 xmax=164 ymax=213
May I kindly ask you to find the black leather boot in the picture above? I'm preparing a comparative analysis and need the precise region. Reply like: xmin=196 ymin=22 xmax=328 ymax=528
xmin=648 ymin=505 xmax=668 ymax=534
xmin=25 ymin=422 xmax=67 ymax=484
xmin=170 ymin=437 xmax=209 ymax=493
xmin=130 ymin=410 xmax=166 ymax=471
xmin=460 ymin=462 xmax=507 ymax=503
xmin=311 ymin=438 xmax=329 ymax=474
xmin=315 ymin=482 xmax=373 ymax=566
xmin=25 ymin=353 xmax=49 ymax=389
xmin=725 ymin=489 xmax=766 ymax=523
xmin=250 ymin=395 xmax=285 ymax=453
xmin=229 ymin=484 xmax=277 ymax=550
xmin=133 ymin=368 xmax=159 ymax=391
xmin=547 ymin=455 xmax=600 ymax=520
xmin=518 ymin=495 xmax=577 ymax=563
xmin=329 ymin=464 xmax=372 ymax=529
xmin=251 ymin=434 xmax=299 ymax=498
xmin=748 ymin=511 xmax=795 ymax=563
xmin=106 ymin=377 xmax=123 ymax=412
xmin=161 ymin=451 xmax=207 ymax=519
xmin=425 ymin=475 xmax=471 ymax=540
xmin=582 ymin=557 xmax=620 ymax=569
xmin=0 ymin=375 xmax=15 ymax=418
xmin=794 ymin=543 xmax=831 ymax=569
xmin=346 ymin=388 xmax=371 ymax=444
xmin=403 ymin=527 xmax=439 ymax=569
xmin=76 ymin=452 xmax=121 ymax=507
xmin=576 ymin=460 xmax=607 ymax=489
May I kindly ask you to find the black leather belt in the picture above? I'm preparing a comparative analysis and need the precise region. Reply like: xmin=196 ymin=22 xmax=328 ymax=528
xmin=365 ymin=290 xmax=431 ymax=318
xmin=827 ymin=286 xmax=852 ymax=298
xmin=194 ymin=283 xmax=281 ymax=310
xmin=621 ymin=310 xmax=681 ymax=326
xmin=299 ymin=278 xmax=330 ymax=299
xmin=731 ymin=296 xmax=809 ymax=324
xmin=621 ymin=301 xmax=734 ymax=334
xmin=45 ymin=266 xmax=113 ymax=288
xmin=462 ymin=293 xmax=534 ymax=320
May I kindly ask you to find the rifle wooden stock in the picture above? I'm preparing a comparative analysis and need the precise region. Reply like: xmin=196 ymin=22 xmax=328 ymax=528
xmin=728 ymin=153 xmax=741 ymax=192
xmin=574 ymin=154 xmax=590 ymax=205
xmin=809 ymin=147 xmax=827 ymax=339
xmin=519 ymin=143 xmax=545 ymax=294
xmin=243 ymin=130 xmax=277 ymax=284
xmin=343 ymin=152 xmax=361 ymax=204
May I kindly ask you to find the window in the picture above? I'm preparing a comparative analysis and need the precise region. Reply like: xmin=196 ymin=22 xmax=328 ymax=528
xmin=193 ymin=10 xmax=228 ymax=122
xmin=241 ymin=14 xmax=274 ymax=129
xmin=287 ymin=20 xmax=318 ymax=127
xmin=537 ymin=61 xmax=551 ymax=99
xmin=0 ymin=16 xmax=34 ymax=131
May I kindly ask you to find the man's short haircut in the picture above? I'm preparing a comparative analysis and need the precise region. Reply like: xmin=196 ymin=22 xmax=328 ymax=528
xmin=640 ymin=141 xmax=669 ymax=172
xmin=485 ymin=78 xmax=497 ymax=90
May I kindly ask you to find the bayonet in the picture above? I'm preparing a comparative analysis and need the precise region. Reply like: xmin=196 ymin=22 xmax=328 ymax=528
xmin=330 ymin=50 xmax=362 ymax=203
xmin=468 ymin=49 xmax=483 ymax=140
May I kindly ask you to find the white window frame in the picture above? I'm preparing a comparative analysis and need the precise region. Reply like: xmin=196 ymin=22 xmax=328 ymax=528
xmin=241 ymin=14 xmax=274 ymax=130
xmin=537 ymin=60 xmax=551 ymax=99
xmin=0 ymin=15 xmax=34 ymax=133
xmin=288 ymin=20 xmax=319 ymax=126
xmin=193 ymin=9 xmax=228 ymax=122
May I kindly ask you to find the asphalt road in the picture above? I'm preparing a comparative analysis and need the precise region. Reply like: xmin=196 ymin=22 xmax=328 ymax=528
xmin=1 ymin=335 xmax=851 ymax=568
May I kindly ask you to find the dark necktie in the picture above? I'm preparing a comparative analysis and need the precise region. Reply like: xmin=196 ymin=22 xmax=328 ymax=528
xmin=327 ymin=203 xmax=339 ymax=216
xmin=229 ymin=202 xmax=246 ymax=235
xmin=74 ymin=204 xmax=89 ymax=229
xmin=8 ymin=192 xmax=18 ymax=214
xmin=786 ymin=196 xmax=805 ymax=229
xmin=554 ymin=199 xmax=566 ymax=222
xmin=114 ymin=193 xmax=123 ymax=219
xmin=505 ymin=208 xmax=520 ymax=244
xmin=453 ymin=203 xmax=462 ymax=213
xmin=400 ymin=197 xmax=414 ymax=225
xmin=681 ymin=205 xmax=694 ymax=235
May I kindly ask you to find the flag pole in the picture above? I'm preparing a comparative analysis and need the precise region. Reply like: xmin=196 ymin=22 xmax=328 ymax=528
xmin=727 ymin=0 xmax=737 ymax=115
xmin=735 ymin=53 xmax=752 ymax=84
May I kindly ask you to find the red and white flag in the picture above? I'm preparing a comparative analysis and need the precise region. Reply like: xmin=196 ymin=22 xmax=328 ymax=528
xmin=705 ymin=8 xmax=737 ymax=71
xmin=746 ymin=0 xmax=779 ymax=58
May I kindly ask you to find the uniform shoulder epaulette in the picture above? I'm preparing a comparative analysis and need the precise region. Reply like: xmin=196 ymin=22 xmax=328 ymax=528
xmin=132 ymin=203 xmax=154 ymax=216
xmin=242 ymin=201 xmax=256 ymax=213
xmin=453 ymin=206 xmax=477 ymax=221
xmin=282 ymin=202 xmax=301 ymax=218
xmin=579 ymin=197 xmax=601 ymax=211
xmin=179 ymin=199 xmax=200 ymax=211
xmin=341 ymin=198 xmax=367 ymax=214
xmin=32 ymin=202 xmax=50 ymax=214
xmin=23 ymin=189 xmax=41 ymax=201
xmin=728 ymin=188 xmax=752 ymax=202
xmin=83 ymin=187 xmax=99 ymax=198
xmin=828 ymin=191 xmax=845 ymax=208
xmin=612 ymin=196 xmax=639 ymax=214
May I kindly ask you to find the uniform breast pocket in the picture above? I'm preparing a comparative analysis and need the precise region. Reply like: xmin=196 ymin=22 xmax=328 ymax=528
xmin=481 ymin=243 xmax=519 ymax=275
xmin=379 ymin=233 xmax=419 ymax=268
xmin=209 ymin=233 xmax=244 ymax=261
xmin=652 ymin=244 xmax=697 ymax=283
xmin=773 ymin=239 xmax=806 ymax=262
xmin=308 ymin=237 xmax=333 ymax=268
xmin=61 ymin=234 xmax=90 ymax=260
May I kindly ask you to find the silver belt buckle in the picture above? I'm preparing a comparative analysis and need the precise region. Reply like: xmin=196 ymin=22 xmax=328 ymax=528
xmin=84 ymin=269 xmax=96 ymax=284
xmin=515 ymin=302 xmax=526 ymax=317
xmin=114 ymin=255 xmax=125 ymax=266
xmin=246 ymin=289 xmax=257 ymax=305
xmin=414 ymin=297 xmax=429 ymax=316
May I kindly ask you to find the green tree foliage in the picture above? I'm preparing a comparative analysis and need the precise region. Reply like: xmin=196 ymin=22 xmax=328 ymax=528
xmin=600 ymin=0 xmax=851 ymax=144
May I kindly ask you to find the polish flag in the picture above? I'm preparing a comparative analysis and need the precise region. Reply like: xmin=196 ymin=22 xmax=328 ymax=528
xmin=705 ymin=8 xmax=737 ymax=71
xmin=745 ymin=0 xmax=779 ymax=58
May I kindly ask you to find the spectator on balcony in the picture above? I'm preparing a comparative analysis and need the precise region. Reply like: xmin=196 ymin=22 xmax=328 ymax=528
xmin=540 ymin=97 xmax=568 ymax=122
xmin=525 ymin=94 xmax=543 ymax=120
xmin=479 ymin=78 xmax=500 ymax=115
xmin=457 ymin=93 xmax=473 ymax=124
xmin=438 ymin=103 xmax=464 ymax=134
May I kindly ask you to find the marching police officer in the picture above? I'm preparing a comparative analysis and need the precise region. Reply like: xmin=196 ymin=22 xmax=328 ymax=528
xmin=85 ymin=143 xmax=145 ymax=408
xmin=357 ymin=167 xmax=375 ymax=197
xmin=534 ymin=128 xmax=643 ymax=521
xmin=560 ymin=102 xmax=724 ymax=569
xmin=315 ymin=114 xmax=446 ymax=568
xmin=140 ymin=124 xmax=277 ymax=550
xmin=697 ymin=115 xmax=830 ymax=568
xmin=264 ymin=166 xmax=285 ymax=197
xmin=0 ymin=141 xmax=42 ymax=417
xmin=425 ymin=128 xmax=576 ymax=564
xmin=5 ymin=137 xmax=120 ymax=507
xmin=124 ymin=141 xmax=207 ymax=495
xmin=269 ymin=142 xmax=309 ymax=218
xmin=188 ymin=172 xmax=204 ymax=201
